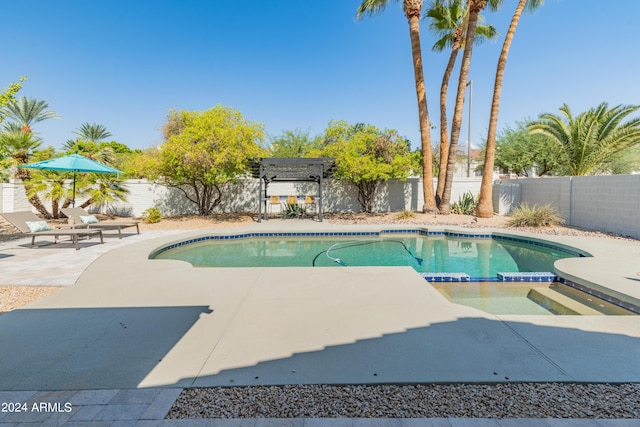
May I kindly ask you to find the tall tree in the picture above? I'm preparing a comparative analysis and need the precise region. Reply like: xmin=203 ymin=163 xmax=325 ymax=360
xmin=269 ymin=129 xmax=322 ymax=158
xmin=0 ymin=96 xmax=58 ymax=216
xmin=476 ymin=0 xmax=544 ymax=217
xmin=73 ymin=122 xmax=112 ymax=143
xmin=0 ymin=96 xmax=59 ymax=134
xmin=439 ymin=0 xmax=498 ymax=214
xmin=322 ymin=120 xmax=418 ymax=213
xmin=425 ymin=0 xmax=497 ymax=206
xmin=0 ymin=130 xmax=50 ymax=216
xmin=492 ymin=121 xmax=563 ymax=176
xmin=357 ymin=0 xmax=438 ymax=213
xmin=139 ymin=106 xmax=266 ymax=216
xmin=528 ymin=103 xmax=640 ymax=176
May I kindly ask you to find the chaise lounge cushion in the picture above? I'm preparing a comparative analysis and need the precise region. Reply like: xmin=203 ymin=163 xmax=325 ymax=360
xmin=79 ymin=215 xmax=99 ymax=224
xmin=26 ymin=220 xmax=53 ymax=233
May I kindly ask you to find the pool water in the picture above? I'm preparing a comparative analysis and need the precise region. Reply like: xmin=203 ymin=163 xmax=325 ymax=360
xmin=153 ymin=235 xmax=575 ymax=278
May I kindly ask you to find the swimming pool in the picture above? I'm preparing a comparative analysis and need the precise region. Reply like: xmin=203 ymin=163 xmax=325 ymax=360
xmin=150 ymin=229 xmax=585 ymax=280
xmin=150 ymin=229 xmax=640 ymax=315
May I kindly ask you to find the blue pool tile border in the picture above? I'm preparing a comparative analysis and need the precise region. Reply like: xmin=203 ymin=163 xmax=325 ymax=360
xmin=150 ymin=229 xmax=586 ymax=260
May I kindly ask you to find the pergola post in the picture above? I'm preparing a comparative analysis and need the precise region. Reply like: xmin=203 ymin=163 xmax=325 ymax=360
xmin=258 ymin=162 xmax=263 ymax=222
xmin=318 ymin=163 xmax=324 ymax=222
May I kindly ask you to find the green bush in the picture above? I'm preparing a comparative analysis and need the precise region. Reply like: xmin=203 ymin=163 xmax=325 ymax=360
xmin=142 ymin=207 xmax=162 ymax=224
xmin=450 ymin=191 xmax=479 ymax=215
xmin=508 ymin=203 xmax=564 ymax=227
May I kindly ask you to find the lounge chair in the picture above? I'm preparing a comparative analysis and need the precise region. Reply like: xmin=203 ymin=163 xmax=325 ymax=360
xmin=61 ymin=208 xmax=140 ymax=239
xmin=1 ymin=211 xmax=104 ymax=250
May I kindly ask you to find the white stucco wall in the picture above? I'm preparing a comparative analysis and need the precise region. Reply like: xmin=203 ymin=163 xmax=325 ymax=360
xmin=1 ymin=177 xmax=482 ymax=217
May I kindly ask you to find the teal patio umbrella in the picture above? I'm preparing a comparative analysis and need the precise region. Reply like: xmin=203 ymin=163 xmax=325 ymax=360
xmin=19 ymin=154 xmax=122 ymax=207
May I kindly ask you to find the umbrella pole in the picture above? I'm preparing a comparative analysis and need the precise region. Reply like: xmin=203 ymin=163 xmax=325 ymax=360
xmin=72 ymin=171 xmax=76 ymax=207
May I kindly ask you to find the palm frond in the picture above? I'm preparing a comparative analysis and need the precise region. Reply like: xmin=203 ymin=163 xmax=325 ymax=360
xmin=73 ymin=122 xmax=112 ymax=143
xmin=529 ymin=102 xmax=640 ymax=175
xmin=356 ymin=0 xmax=396 ymax=19
xmin=0 ymin=96 xmax=60 ymax=127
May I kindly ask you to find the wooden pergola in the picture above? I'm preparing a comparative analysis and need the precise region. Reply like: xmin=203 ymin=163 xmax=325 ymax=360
xmin=249 ymin=158 xmax=336 ymax=222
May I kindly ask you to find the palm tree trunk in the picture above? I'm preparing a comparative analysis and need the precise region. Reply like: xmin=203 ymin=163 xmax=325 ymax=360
xmin=14 ymin=166 xmax=50 ymax=218
xmin=435 ymin=47 xmax=460 ymax=206
xmin=440 ymin=1 xmax=483 ymax=214
xmin=405 ymin=8 xmax=437 ymax=213
xmin=476 ymin=0 xmax=527 ymax=217
xmin=21 ymin=181 xmax=51 ymax=218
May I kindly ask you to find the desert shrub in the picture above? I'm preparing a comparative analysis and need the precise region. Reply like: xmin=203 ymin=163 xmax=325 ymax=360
xmin=283 ymin=202 xmax=305 ymax=218
xmin=142 ymin=207 xmax=162 ymax=224
xmin=394 ymin=210 xmax=416 ymax=220
xmin=508 ymin=203 xmax=564 ymax=227
xmin=450 ymin=191 xmax=479 ymax=215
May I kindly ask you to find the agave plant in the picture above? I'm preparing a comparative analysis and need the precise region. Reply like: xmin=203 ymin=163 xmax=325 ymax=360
xmin=283 ymin=202 xmax=305 ymax=218
xmin=450 ymin=191 xmax=478 ymax=215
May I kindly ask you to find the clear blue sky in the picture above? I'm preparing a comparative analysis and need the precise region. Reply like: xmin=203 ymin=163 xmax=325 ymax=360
xmin=2 ymin=0 xmax=639 ymax=151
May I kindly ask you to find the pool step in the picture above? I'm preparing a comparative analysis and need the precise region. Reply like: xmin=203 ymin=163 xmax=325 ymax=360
xmin=498 ymin=272 xmax=557 ymax=282
xmin=527 ymin=287 xmax=603 ymax=315
xmin=421 ymin=273 xmax=470 ymax=282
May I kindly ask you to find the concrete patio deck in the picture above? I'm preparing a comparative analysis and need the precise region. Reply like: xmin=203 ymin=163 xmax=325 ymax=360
xmin=1 ymin=220 xmax=639 ymax=425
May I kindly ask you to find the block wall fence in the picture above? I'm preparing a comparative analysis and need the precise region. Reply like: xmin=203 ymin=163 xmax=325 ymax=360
xmin=494 ymin=175 xmax=640 ymax=239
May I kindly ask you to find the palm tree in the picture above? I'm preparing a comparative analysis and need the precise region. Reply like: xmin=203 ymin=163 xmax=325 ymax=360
xmin=527 ymin=103 xmax=640 ymax=176
xmin=425 ymin=0 xmax=497 ymax=206
xmin=0 ymin=130 xmax=42 ymax=176
xmin=76 ymin=174 xmax=129 ymax=211
xmin=25 ymin=172 xmax=72 ymax=218
xmin=0 ymin=97 xmax=59 ymax=134
xmin=438 ymin=0 xmax=500 ymax=214
xmin=476 ymin=0 xmax=544 ymax=218
xmin=73 ymin=122 xmax=112 ymax=143
xmin=0 ymin=130 xmax=51 ymax=216
xmin=0 ymin=97 xmax=59 ymax=216
xmin=357 ymin=0 xmax=438 ymax=213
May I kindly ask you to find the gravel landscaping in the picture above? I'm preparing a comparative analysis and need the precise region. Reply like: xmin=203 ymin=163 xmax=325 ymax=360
xmin=168 ymin=383 xmax=640 ymax=419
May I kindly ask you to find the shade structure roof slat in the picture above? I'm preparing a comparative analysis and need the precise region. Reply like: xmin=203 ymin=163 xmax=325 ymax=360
xmin=249 ymin=158 xmax=336 ymax=183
